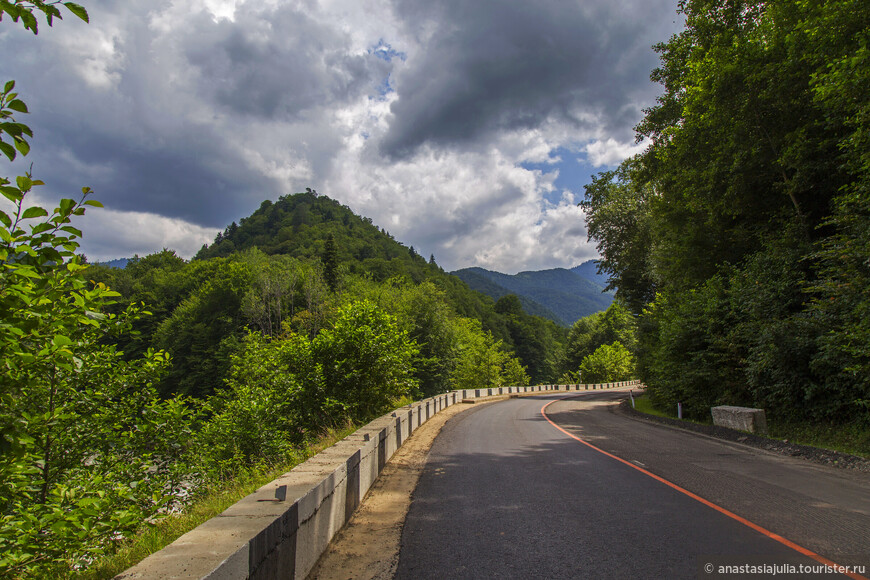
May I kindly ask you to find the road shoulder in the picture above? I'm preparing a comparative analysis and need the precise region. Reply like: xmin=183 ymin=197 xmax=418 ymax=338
xmin=305 ymin=398 xmax=502 ymax=580
xmin=616 ymin=398 xmax=870 ymax=473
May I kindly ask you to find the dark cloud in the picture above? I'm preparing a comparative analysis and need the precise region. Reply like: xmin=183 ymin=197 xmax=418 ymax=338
xmin=26 ymin=111 xmax=277 ymax=226
xmin=183 ymin=5 xmax=392 ymax=119
xmin=381 ymin=0 xmax=679 ymax=158
xmin=0 ymin=0 xmax=683 ymax=270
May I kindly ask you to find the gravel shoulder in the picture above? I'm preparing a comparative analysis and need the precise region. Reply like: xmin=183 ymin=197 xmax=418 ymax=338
xmin=305 ymin=398 xmax=503 ymax=580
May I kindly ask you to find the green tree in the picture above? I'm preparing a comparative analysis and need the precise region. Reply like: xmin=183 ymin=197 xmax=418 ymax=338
xmin=450 ymin=318 xmax=529 ymax=389
xmin=314 ymin=300 xmax=419 ymax=423
xmin=0 ymin=91 xmax=195 ymax=578
xmin=323 ymin=233 xmax=339 ymax=293
xmin=578 ymin=342 xmax=634 ymax=384
xmin=201 ymin=331 xmax=317 ymax=473
xmin=153 ymin=258 xmax=252 ymax=397
xmin=584 ymin=0 xmax=870 ymax=424
xmin=564 ymin=300 xmax=636 ymax=372
xmin=581 ymin=157 xmax=655 ymax=311
xmin=494 ymin=294 xmax=563 ymax=384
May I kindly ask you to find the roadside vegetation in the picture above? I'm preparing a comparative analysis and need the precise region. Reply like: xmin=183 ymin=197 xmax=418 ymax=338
xmin=559 ymin=300 xmax=638 ymax=384
xmin=67 ymin=423 xmax=358 ymax=580
xmin=631 ymin=394 xmax=869 ymax=458
xmin=583 ymin=0 xmax=870 ymax=436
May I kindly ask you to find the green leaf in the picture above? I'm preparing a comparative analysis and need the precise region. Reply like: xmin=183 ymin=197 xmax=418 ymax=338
xmin=19 ymin=9 xmax=38 ymax=32
xmin=59 ymin=198 xmax=76 ymax=215
xmin=0 ymin=141 xmax=15 ymax=161
xmin=21 ymin=206 xmax=48 ymax=219
xmin=7 ymin=99 xmax=28 ymax=114
xmin=1 ymin=186 xmax=23 ymax=202
xmin=13 ymin=135 xmax=29 ymax=156
xmin=3 ymin=81 xmax=14 ymax=94
xmin=83 ymin=199 xmax=103 ymax=208
xmin=0 ymin=211 xmax=10 ymax=228
xmin=60 ymin=225 xmax=83 ymax=237
xmin=63 ymin=2 xmax=89 ymax=23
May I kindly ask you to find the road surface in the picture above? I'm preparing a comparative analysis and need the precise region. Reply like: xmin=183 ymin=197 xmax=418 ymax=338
xmin=395 ymin=391 xmax=869 ymax=579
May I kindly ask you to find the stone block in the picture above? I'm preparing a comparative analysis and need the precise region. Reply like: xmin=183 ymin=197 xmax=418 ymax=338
xmin=711 ymin=405 xmax=768 ymax=435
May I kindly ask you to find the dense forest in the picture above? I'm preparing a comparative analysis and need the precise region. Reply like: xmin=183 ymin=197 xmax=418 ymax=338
xmin=583 ymin=0 xmax=870 ymax=426
xmin=1 ymin=182 xmax=580 ymax=574
xmin=85 ymin=190 xmax=569 ymax=398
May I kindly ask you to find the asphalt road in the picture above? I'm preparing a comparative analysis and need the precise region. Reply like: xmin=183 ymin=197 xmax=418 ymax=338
xmin=395 ymin=391 xmax=870 ymax=579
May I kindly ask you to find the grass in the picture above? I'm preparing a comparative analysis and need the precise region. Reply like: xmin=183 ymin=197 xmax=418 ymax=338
xmin=66 ymin=423 xmax=359 ymax=580
xmin=631 ymin=394 xmax=710 ymax=425
xmin=630 ymin=395 xmax=869 ymax=459
xmin=767 ymin=422 xmax=870 ymax=459
xmin=631 ymin=395 xmax=673 ymax=419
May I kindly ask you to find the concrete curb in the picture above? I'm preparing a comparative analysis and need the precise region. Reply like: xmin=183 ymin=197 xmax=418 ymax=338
xmin=117 ymin=381 xmax=640 ymax=580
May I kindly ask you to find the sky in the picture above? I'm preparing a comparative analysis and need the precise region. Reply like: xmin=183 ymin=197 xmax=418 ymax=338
xmin=0 ymin=0 xmax=683 ymax=274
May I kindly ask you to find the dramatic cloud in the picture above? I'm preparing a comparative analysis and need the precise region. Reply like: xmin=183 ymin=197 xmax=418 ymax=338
xmin=0 ymin=0 xmax=683 ymax=271
xmin=381 ymin=0 xmax=676 ymax=158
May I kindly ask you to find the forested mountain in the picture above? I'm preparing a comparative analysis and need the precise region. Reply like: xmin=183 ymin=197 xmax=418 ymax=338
xmin=98 ymin=257 xmax=130 ymax=269
xmin=446 ymin=268 xmax=564 ymax=323
xmin=197 ymin=190 xmax=429 ymax=275
xmin=570 ymin=261 xmax=610 ymax=288
xmin=194 ymin=191 xmax=492 ymax=325
xmin=452 ymin=264 xmax=613 ymax=326
xmin=86 ymin=191 xmax=569 ymax=398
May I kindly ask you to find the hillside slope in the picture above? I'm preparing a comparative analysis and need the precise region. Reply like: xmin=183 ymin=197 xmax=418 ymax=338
xmin=192 ymin=191 xmax=571 ymax=351
xmin=452 ymin=264 xmax=613 ymax=326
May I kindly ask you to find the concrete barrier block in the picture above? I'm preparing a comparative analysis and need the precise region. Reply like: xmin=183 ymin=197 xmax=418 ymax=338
xmin=357 ymin=438 xmax=379 ymax=501
xmin=297 ymin=465 xmax=344 ymax=525
xmin=711 ymin=405 xmax=768 ymax=435
xmin=118 ymin=515 xmax=252 ymax=579
xmin=295 ymin=468 xmax=347 ymax=577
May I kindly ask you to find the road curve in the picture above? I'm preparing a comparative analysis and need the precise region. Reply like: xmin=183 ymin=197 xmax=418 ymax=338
xmin=395 ymin=391 xmax=869 ymax=579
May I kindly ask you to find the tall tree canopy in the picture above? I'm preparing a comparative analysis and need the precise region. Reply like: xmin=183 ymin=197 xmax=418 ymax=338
xmin=584 ymin=0 xmax=870 ymax=423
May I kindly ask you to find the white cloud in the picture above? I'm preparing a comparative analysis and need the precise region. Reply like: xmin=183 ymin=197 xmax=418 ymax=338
xmin=77 ymin=207 xmax=217 ymax=262
xmin=323 ymin=127 xmax=594 ymax=272
xmin=584 ymin=138 xmax=646 ymax=167
xmin=0 ymin=0 xmax=682 ymax=273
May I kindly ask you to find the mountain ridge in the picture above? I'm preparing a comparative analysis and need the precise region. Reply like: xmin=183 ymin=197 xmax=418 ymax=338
xmin=451 ymin=263 xmax=612 ymax=326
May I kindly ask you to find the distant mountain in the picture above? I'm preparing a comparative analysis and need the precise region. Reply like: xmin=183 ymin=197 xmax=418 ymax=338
xmin=99 ymin=258 xmax=131 ymax=269
xmin=451 ymin=261 xmax=613 ymax=326
xmin=446 ymin=268 xmax=565 ymax=324
xmin=570 ymin=260 xmax=610 ymax=288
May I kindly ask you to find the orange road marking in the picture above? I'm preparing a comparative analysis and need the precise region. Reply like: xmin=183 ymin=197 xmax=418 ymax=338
xmin=541 ymin=398 xmax=868 ymax=580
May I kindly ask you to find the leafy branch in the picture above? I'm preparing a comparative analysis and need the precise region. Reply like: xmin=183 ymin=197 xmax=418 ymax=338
xmin=0 ymin=0 xmax=88 ymax=34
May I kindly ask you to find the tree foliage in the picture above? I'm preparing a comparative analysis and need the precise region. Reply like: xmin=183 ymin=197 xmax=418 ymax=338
xmin=564 ymin=300 xmax=636 ymax=374
xmin=579 ymin=342 xmax=634 ymax=384
xmin=583 ymin=0 xmax=870 ymax=423
xmin=0 ymin=84 xmax=195 ymax=578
